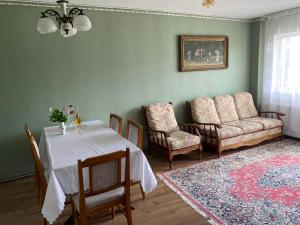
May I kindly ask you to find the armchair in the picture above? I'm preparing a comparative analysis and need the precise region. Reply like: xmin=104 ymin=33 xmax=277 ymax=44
xmin=142 ymin=102 xmax=202 ymax=169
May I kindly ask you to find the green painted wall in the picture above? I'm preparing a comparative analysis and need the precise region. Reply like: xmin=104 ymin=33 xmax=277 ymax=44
xmin=0 ymin=5 xmax=251 ymax=181
xmin=249 ymin=20 xmax=265 ymax=108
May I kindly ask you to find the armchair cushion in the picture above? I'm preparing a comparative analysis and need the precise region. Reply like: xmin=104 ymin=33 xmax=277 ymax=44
xmin=191 ymin=97 xmax=221 ymax=124
xmin=151 ymin=130 xmax=200 ymax=150
xmin=224 ymin=120 xmax=263 ymax=134
xmin=146 ymin=102 xmax=179 ymax=133
xmin=214 ymin=95 xmax=239 ymax=123
xmin=234 ymin=92 xmax=258 ymax=119
xmin=244 ymin=117 xmax=283 ymax=129
xmin=167 ymin=131 xmax=201 ymax=150
xmin=72 ymin=187 xmax=124 ymax=212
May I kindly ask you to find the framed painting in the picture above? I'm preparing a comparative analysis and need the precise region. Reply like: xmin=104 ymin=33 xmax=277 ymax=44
xmin=179 ymin=35 xmax=228 ymax=72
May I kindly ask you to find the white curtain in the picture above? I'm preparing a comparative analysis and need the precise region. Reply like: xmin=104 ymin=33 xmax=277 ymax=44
xmin=262 ymin=8 xmax=300 ymax=138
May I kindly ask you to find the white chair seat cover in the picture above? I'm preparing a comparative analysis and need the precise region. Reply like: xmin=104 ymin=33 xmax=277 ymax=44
xmin=72 ymin=186 xmax=124 ymax=212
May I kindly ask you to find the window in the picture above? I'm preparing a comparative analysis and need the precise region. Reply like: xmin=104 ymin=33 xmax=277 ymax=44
xmin=274 ymin=32 xmax=300 ymax=92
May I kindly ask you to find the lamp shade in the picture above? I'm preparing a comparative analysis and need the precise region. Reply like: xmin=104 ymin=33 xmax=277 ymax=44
xmin=37 ymin=17 xmax=57 ymax=34
xmin=73 ymin=15 xmax=92 ymax=31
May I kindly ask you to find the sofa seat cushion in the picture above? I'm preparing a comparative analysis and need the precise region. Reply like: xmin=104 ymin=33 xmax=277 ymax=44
xmin=150 ymin=130 xmax=201 ymax=150
xmin=191 ymin=97 xmax=221 ymax=124
xmin=244 ymin=117 xmax=283 ymax=129
xmin=224 ymin=120 xmax=263 ymax=134
xmin=234 ymin=92 xmax=258 ymax=119
xmin=146 ymin=102 xmax=179 ymax=133
xmin=214 ymin=95 xmax=239 ymax=123
xmin=220 ymin=127 xmax=282 ymax=148
xmin=72 ymin=187 xmax=124 ymax=212
xmin=201 ymin=125 xmax=243 ymax=139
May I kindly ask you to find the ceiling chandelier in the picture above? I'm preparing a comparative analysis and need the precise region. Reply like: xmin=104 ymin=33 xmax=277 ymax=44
xmin=202 ymin=0 xmax=215 ymax=8
xmin=37 ymin=0 xmax=92 ymax=38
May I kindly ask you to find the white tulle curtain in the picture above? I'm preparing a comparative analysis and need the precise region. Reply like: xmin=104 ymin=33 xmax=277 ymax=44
xmin=262 ymin=8 xmax=300 ymax=138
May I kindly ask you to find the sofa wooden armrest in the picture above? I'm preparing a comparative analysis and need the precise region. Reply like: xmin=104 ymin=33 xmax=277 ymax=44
xmin=187 ymin=123 xmax=221 ymax=152
xmin=178 ymin=122 xmax=201 ymax=136
xmin=259 ymin=111 xmax=286 ymax=120
xmin=197 ymin=123 xmax=222 ymax=129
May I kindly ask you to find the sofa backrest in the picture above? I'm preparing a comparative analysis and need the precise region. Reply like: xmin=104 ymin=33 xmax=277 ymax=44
xmin=234 ymin=92 xmax=258 ymax=119
xmin=190 ymin=97 xmax=221 ymax=124
xmin=146 ymin=102 xmax=179 ymax=133
xmin=214 ymin=94 xmax=239 ymax=123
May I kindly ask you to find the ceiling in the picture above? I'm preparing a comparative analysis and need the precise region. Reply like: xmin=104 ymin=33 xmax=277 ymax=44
xmin=6 ymin=0 xmax=300 ymax=20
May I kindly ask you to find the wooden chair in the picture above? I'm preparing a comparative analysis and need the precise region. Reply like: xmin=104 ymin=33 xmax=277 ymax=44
xmin=24 ymin=124 xmax=41 ymax=200
xmin=30 ymin=135 xmax=48 ymax=225
xmin=71 ymin=148 xmax=132 ymax=225
xmin=126 ymin=120 xmax=143 ymax=149
xmin=125 ymin=120 xmax=145 ymax=199
xmin=142 ymin=102 xmax=202 ymax=170
xmin=109 ymin=113 xmax=123 ymax=135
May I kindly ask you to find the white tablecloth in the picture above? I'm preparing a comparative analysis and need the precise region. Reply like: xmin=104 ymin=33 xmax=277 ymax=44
xmin=39 ymin=120 xmax=157 ymax=224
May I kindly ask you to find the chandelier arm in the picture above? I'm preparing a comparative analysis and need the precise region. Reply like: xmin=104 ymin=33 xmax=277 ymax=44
xmin=41 ymin=9 xmax=62 ymax=21
xmin=68 ymin=8 xmax=84 ymax=18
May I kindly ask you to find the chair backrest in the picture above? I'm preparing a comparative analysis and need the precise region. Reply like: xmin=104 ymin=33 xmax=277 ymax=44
xmin=190 ymin=97 xmax=221 ymax=124
xmin=214 ymin=94 xmax=239 ymax=123
xmin=24 ymin=124 xmax=32 ymax=142
xmin=109 ymin=113 xmax=123 ymax=135
xmin=234 ymin=92 xmax=258 ymax=119
xmin=25 ymin=124 xmax=41 ymax=158
xmin=77 ymin=148 xmax=130 ymax=211
xmin=30 ymin=135 xmax=47 ymax=200
xmin=126 ymin=120 xmax=143 ymax=148
xmin=144 ymin=102 xmax=179 ymax=133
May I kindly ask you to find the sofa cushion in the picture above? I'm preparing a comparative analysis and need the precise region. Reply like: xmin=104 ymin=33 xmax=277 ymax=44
xmin=224 ymin=120 xmax=263 ymax=134
xmin=150 ymin=130 xmax=201 ymax=150
xmin=191 ymin=97 xmax=221 ymax=124
xmin=220 ymin=127 xmax=282 ymax=148
xmin=201 ymin=124 xmax=243 ymax=139
xmin=234 ymin=92 xmax=258 ymax=119
xmin=146 ymin=102 xmax=179 ymax=133
xmin=221 ymin=127 xmax=282 ymax=149
xmin=214 ymin=95 xmax=239 ymax=123
xmin=244 ymin=117 xmax=283 ymax=129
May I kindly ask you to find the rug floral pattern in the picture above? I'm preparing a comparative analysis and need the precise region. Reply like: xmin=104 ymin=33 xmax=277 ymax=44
xmin=158 ymin=140 xmax=300 ymax=225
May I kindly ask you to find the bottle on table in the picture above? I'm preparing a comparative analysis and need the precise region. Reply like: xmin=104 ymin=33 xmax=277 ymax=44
xmin=75 ymin=105 xmax=81 ymax=127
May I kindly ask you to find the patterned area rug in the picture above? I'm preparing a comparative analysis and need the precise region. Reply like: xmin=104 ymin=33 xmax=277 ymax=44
xmin=158 ymin=140 xmax=300 ymax=225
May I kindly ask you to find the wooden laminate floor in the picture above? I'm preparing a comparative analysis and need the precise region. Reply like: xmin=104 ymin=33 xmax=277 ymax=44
xmin=0 ymin=142 xmax=281 ymax=225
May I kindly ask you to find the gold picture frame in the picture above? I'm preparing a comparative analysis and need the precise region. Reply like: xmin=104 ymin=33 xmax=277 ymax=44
xmin=180 ymin=35 xmax=228 ymax=72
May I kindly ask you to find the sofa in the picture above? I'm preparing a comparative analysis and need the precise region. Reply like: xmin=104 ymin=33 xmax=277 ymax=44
xmin=142 ymin=102 xmax=202 ymax=169
xmin=187 ymin=92 xmax=285 ymax=156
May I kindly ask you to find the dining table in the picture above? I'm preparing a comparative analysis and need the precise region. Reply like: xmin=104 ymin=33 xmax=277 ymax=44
xmin=39 ymin=120 xmax=157 ymax=224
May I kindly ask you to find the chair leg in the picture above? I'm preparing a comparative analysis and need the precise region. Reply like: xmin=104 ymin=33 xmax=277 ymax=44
xmin=81 ymin=216 xmax=88 ymax=225
xmin=43 ymin=218 xmax=48 ymax=225
xmin=139 ymin=183 xmax=145 ymax=200
xmin=111 ymin=207 xmax=115 ymax=219
xmin=148 ymin=141 xmax=152 ymax=155
xmin=34 ymin=169 xmax=41 ymax=201
xmin=218 ymin=152 xmax=222 ymax=158
xmin=125 ymin=202 xmax=132 ymax=225
xmin=168 ymin=157 xmax=173 ymax=170
xmin=198 ymin=148 xmax=202 ymax=160
xmin=71 ymin=200 xmax=77 ymax=225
